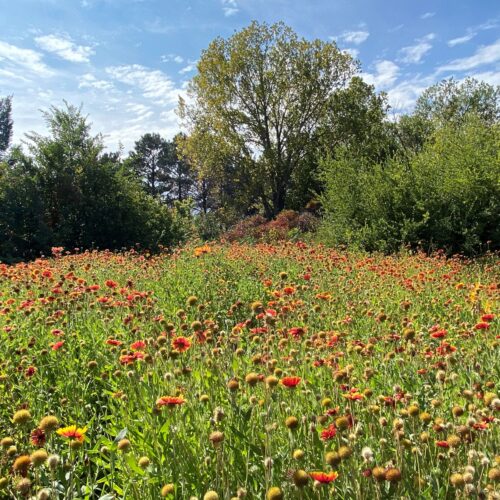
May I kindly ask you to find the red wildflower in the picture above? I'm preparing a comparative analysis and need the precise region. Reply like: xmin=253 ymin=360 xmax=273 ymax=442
xmin=435 ymin=441 xmax=449 ymax=448
xmin=156 ymin=396 xmax=186 ymax=407
xmin=481 ymin=314 xmax=495 ymax=322
xmin=172 ymin=336 xmax=191 ymax=352
xmin=343 ymin=390 xmax=364 ymax=401
xmin=309 ymin=471 xmax=338 ymax=483
xmin=280 ymin=376 xmax=301 ymax=388
xmin=119 ymin=352 xmax=144 ymax=365
xmin=320 ymin=424 xmax=337 ymax=440
xmin=288 ymin=327 xmax=305 ymax=338
xmin=325 ymin=407 xmax=340 ymax=416
xmin=105 ymin=280 xmax=118 ymax=288
xmin=52 ymin=341 xmax=65 ymax=351
xmin=51 ymin=329 xmax=64 ymax=337
xmin=473 ymin=422 xmax=488 ymax=430
xmin=130 ymin=340 xmax=146 ymax=351
xmin=106 ymin=338 xmax=122 ymax=346
xmin=383 ymin=396 xmax=396 ymax=407
xmin=31 ymin=428 xmax=46 ymax=446
xmin=431 ymin=329 xmax=447 ymax=339
xmin=25 ymin=366 xmax=36 ymax=378
xmin=474 ymin=322 xmax=490 ymax=330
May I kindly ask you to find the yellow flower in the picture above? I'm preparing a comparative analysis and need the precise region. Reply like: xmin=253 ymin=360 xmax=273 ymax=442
xmin=56 ymin=425 xmax=87 ymax=442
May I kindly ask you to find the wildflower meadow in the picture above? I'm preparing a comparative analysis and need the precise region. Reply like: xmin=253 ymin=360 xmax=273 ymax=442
xmin=0 ymin=243 xmax=498 ymax=499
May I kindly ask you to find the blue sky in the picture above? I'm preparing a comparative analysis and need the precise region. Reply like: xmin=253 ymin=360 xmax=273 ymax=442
xmin=1 ymin=0 xmax=499 ymax=151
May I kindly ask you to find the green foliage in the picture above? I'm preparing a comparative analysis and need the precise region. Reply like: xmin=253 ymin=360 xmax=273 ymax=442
xmin=0 ymin=95 xmax=13 ymax=156
xmin=0 ymin=103 xmax=182 ymax=261
xmin=128 ymin=132 xmax=171 ymax=198
xmin=320 ymin=76 xmax=392 ymax=162
xmin=318 ymin=115 xmax=500 ymax=254
xmin=179 ymin=20 xmax=357 ymax=217
xmin=414 ymin=77 xmax=500 ymax=126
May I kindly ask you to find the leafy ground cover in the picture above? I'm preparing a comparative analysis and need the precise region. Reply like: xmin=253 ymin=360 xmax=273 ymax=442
xmin=0 ymin=243 xmax=498 ymax=499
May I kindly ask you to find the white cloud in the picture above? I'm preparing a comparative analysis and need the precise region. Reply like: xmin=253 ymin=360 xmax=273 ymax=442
xmin=0 ymin=68 xmax=31 ymax=82
xmin=447 ymin=19 xmax=498 ymax=49
xmin=362 ymin=60 xmax=399 ymax=89
xmin=399 ymin=34 xmax=435 ymax=64
xmin=386 ymin=80 xmax=428 ymax=112
xmin=0 ymin=40 xmax=52 ymax=76
xmin=35 ymin=34 xmax=94 ymax=63
xmin=439 ymin=39 xmax=500 ymax=72
xmin=336 ymin=30 xmax=370 ymax=45
xmin=161 ymin=54 xmax=184 ymax=64
xmin=125 ymin=103 xmax=154 ymax=123
xmin=447 ymin=33 xmax=476 ymax=47
xmin=221 ymin=0 xmax=239 ymax=16
xmin=343 ymin=48 xmax=359 ymax=59
xmin=420 ymin=12 xmax=435 ymax=19
xmin=388 ymin=24 xmax=404 ymax=33
xmin=79 ymin=73 xmax=114 ymax=91
xmin=179 ymin=61 xmax=197 ymax=74
xmin=470 ymin=70 xmax=500 ymax=86
xmin=106 ymin=64 xmax=183 ymax=105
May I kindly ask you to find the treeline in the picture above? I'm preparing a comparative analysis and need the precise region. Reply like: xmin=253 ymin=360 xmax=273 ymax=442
xmin=1 ymin=21 xmax=499 ymax=261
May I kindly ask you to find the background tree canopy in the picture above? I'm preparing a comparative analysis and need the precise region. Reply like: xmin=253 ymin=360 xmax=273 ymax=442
xmin=1 ymin=22 xmax=499 ymax=260
xmin=179 ymin=21 xmax=357 ymax=218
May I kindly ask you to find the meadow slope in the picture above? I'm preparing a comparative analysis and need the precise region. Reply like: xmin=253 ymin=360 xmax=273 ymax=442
xmin=0 ymin=243 xmax=499 ymax=499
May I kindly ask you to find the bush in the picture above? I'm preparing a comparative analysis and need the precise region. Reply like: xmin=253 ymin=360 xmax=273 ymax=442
xmin=318 ymin=115 xmax=500 ymax=255
xmin=224 ymin=210 xmax=318 ymax=243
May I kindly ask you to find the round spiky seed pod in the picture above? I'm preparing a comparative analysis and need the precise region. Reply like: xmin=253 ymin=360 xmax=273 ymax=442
xmin=266 ymin=487 xmax=283 ymax=500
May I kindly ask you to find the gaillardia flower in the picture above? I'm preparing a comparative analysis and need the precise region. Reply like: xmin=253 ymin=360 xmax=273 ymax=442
xmin=56 ymin=425 xmax=87 ymax=443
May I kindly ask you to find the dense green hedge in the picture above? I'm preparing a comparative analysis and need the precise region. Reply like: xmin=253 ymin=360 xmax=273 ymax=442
xmin=318 ymin=115 xmax=500 ymax=255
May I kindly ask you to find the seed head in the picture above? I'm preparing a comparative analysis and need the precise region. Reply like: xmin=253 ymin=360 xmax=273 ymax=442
xmin=266 ymin=487 xmax=283 ymax=500
xmin=30 ymin=449 xmax=48 ymax=467
xmin=161 ymin=484 xmax=175 ymax=496
xmin=203 ymin=492 xmax=219 ymax=500
xmin=13 ymin=409 xmax=31 ymax=425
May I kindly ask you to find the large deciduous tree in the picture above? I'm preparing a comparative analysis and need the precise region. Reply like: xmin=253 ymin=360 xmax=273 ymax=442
xmin=414 ymin=77 xmax=500 ymax=126
xmin=179 ymin=21 xmax=357 ymax=218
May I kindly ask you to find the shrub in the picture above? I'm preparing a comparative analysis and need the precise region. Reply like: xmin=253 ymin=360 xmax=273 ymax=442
xmin=318 ymin=115 xmax=499 ymax=255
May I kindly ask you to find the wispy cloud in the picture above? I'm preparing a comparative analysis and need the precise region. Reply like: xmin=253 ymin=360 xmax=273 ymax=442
xmin=363 ymin=60 xmax=399 ymax=88
xmin=0 ymin=40 xmax=52 ymax=76
xmin=388 ymin=24 xmax=404 ymax=33
xmin=420 ymin=12 xmax=435 ymax=20
xmin=35 ymin=34 xmax=94 ymax=63
xmin=335 ymin=30 xmax=370 ymax=45
xmin=470 ymin=70 xmax=500 ymax=86
xmin=439 ymin=39 xmax=500 ymax=72
xmin=448 ymin=33 xmax=476 ymax=47
xmin=343 ymin=48 xmax=359 ymax=59
xmin=179 ymin=60 xmax=197 ymax=74
xmin=106 ymin=64 xmax=183 ymax=105
xmin=447 ymin=18 xmax=498 ymax=47
xmin=79 ymin=73 xmax=114 ymax=91
xmin=399 ymin=34 xmax=435 ymax=64
xmin=386 ymin=78 xmax=430 ymax=112
xmin=161 ymin=54 xmax=184 ymax=64
xmin=221 ymin=0 xmax=239 ymax=16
